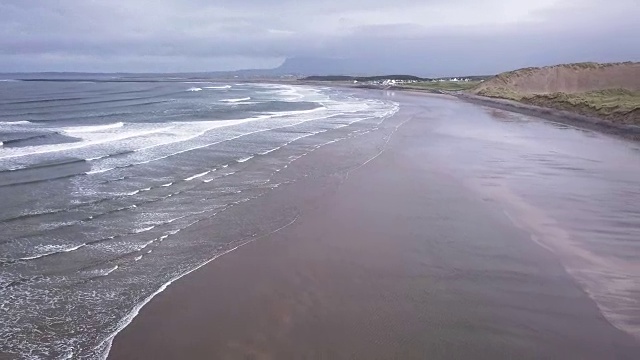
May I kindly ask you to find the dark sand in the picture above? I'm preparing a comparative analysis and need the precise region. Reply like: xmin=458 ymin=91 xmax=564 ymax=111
xmin=109 ymin=92 xmax=640 ymax=359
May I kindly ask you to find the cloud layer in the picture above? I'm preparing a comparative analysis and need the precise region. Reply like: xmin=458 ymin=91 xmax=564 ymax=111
xmin=1 ymin=0 xmax=638 ymax=75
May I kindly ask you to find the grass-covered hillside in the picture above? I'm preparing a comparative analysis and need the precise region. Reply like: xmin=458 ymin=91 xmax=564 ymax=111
xmin=471 ymin=62 xmax=640 ymax=124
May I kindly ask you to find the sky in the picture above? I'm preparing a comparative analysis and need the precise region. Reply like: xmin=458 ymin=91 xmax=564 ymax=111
xmin=1 ymin=0 xmax=638 ymax=76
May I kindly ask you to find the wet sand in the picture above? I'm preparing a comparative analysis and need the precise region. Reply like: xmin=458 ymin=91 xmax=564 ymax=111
xmin=456 ymin=92 xmax=640 ymax=141
xmin=109 ymin=92 xmax=640 ymax=359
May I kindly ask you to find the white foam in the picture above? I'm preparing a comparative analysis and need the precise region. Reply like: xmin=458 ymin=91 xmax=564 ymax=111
xmin=98 ymin=265 xmax=118 ymax=277
xmin=0 ymin=120 xmax=30 ymax=125
xmin=132 ymin=118 xmax=265 ymax=156
xmin=220 ymin=97 xmax=251 ymax=103
xmin=259 ymin=147 xmax=280 ymax=155
xmin=229 ymin=101 xmax=256 ymax=105
xmin=186 ymin=87 xmax=202 ymax=92
xmin=165 ymin=216 xmax=183 ymax=224
xmin=277 ymin=87 xmax=305 ymax=101
xmin=134 ymin=226 xmax=154 ymax=233
xmin=19 ymin=243 xmax=86 ymax=261
xmin=268 ymin=106 xmax=324 ymax=118
xmin=120 ymin=108 xmax=330 ymax=171
xmin=62 ymin=122 xmax=124 ymax=134
xmin=86 ymin=168 xmax=116 ymax=175
xmin=121 ymin=109 xmax=329 ymax=170
xmin=184 ymin=170 xmax=210 ymax=181
xmin=161 ymin=182 xmax=173 ymax=187
xmin=138 ymin=239 xmax=156 ymax=251
xmin=0 ymin=126 xmax=174 ymax=160
xmin=98 ymin=215 xmax=300 ymax=360
xmin=237 ymin=156 xmax=253 ymax=163
xmin=203 ymin=85 xmax=231 ymax=89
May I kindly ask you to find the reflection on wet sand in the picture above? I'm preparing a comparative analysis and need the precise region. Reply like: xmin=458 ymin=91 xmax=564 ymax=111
xmin=437 ymin=102 xmax=640 ymax=338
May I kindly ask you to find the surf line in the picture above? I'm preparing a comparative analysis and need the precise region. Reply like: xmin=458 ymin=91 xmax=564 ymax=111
xmin=97 ymin=213 xmax=300 ymax=359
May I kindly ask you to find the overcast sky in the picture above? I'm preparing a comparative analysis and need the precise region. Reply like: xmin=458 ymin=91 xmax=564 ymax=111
xmin=1 ymin=0 xmax=638 ymax=75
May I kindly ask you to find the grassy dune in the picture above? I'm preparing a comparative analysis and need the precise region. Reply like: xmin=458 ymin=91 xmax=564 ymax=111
xmin=472 ymin=62 xmax=640 ymax=125
xmin=522 ymin=90 xmax=640 ymax=125
xmin=474 ymin=88 xmax=640 ymax=125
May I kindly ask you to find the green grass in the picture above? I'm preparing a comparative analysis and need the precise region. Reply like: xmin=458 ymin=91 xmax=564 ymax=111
xmin=398 ymin=80 xmax=483 ymax=92
xmin=476 ymin=88 xmax=640 ymax=124
xmin=474 ymin=87 xmax=523 ymax=100
xmin=523 ymin=89 xmax=640 ymax=118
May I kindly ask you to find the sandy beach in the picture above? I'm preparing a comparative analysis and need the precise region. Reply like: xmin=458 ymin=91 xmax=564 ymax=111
xmin=108 ymin=91 xmax=640 ymax=360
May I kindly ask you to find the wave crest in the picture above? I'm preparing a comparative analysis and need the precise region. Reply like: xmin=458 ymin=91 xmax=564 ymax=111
xmin=220 ymin=97 xmax=251 ymax=103
xmin=203 ymin=85 xmax=231 ymax=90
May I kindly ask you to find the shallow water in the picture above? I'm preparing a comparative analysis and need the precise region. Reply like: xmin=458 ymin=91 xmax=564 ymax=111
xmin=3 ymin=82 xmax=639 ymax=358
xmin=0 ymin=79 xmax=398 ymax=359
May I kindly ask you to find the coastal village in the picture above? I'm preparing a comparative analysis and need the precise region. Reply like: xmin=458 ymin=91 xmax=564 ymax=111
xmin=356 ymin=77 xmax=476 ymax=86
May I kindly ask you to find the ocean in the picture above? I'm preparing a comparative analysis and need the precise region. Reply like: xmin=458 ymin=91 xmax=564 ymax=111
xmin=0 ymin=76 xmax=399 ymax=359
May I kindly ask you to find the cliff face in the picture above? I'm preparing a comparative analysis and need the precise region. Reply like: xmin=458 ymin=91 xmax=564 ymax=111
xmin=473 ymin=62 xmax=640 ymax=96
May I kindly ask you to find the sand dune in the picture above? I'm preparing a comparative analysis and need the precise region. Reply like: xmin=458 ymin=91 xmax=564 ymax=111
xmin=474 ymin=62 xmax=640 ymax=95
xmin=471 ymin=62 xmax=640 ymax=124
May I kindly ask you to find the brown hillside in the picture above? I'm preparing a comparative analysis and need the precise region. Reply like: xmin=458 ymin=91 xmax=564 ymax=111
xmin=470 ymin=62 xmax=640 ymax=125
xmin=473 ymin=62 xmax=640 ymax=95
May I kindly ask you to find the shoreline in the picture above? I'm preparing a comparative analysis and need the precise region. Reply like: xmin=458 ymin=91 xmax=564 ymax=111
xmin=98 ymin=217 xmax=301 ymax=359
xmin=108 ymin=90 xmax=639 ymax=359
xmin=455 ymin=92 xmax=640 ymax=141
xmin=292 ymin=80 xmax=640 ymax=141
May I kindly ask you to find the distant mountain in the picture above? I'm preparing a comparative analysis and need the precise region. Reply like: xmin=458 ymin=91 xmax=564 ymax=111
xmin=232 ymin=57 xmax=486 ymax=79
xmin=271 ymin=57 xmax=364 ymax=76
xmin=252 ymin=57 xmax=444 ymax=77
xmin=0 ymin=57 xmax=485 ymax=80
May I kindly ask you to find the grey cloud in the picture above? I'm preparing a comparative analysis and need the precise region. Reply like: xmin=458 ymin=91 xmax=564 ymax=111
xmin=0 ymin=0 xmax=638 ymax=74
